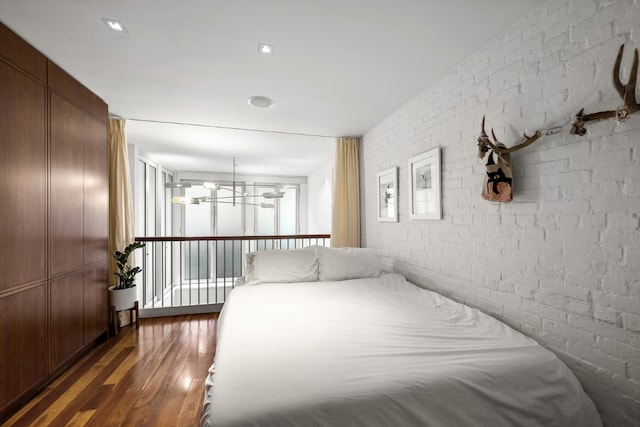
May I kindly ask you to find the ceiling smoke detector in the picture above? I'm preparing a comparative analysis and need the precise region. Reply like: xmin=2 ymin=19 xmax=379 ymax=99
xmin=258 ymin=43 xmax=275 ymax=55
xmin=248 ymin=96 xmax=274 ymax=109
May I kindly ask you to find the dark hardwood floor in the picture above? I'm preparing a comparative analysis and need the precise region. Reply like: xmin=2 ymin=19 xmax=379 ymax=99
xmin=2 ymin=313 xmax=219 ymax=427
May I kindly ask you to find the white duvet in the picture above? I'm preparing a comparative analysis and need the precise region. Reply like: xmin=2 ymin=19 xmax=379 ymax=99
xmin=201 ymin=273 xmax=602 ymax=427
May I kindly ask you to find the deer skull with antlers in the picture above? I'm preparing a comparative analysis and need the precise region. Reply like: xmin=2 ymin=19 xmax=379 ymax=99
xmin=477 ymin=117 xmax=542 ymax=202
xmin=477 ymin=116 xmax=542 ymax=159
xmin=571 ymin=44 xmax=639 ymax=135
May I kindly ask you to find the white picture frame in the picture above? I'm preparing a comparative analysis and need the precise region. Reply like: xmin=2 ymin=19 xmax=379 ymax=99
xmin=376 ymin=167 xmax=398 ymax=222
xmin=408 ymin=147 xmax=441 ymax=220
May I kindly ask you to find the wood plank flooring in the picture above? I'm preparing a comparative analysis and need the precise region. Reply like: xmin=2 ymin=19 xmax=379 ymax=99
xmin=2 ymin=313 xmax=219 ymax=427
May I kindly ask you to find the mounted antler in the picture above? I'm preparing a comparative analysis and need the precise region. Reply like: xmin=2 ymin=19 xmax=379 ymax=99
xmin=571 ymin=44 xmax=639 ymax=135
xmin=477 ymin=116 xmax=542 ymax=158
xmin=614 ymin=44 xmax=639 ymax=116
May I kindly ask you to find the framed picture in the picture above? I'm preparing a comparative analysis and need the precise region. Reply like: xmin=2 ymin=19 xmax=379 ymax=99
xmin=408 ymin=147 xmax=441 ymax=220
xmin=377 ymin=167 xmax=398 ymax=222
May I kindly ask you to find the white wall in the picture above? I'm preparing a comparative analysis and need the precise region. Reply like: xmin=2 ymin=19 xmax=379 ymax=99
xmin=307 ymin=159 xmax=333 ymax=234
xmin=361 ymin=1 xmax=640 ymax=425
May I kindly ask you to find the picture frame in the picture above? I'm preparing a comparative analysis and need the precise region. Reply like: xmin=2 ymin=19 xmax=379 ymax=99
xmin=377 ymin=167 xmax=398 ymax=222
xmin=408 ymin=147 xmax=441 ymax=220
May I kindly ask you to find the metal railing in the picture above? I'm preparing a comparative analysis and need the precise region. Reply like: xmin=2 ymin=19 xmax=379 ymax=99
xmin=134 ymin=234 xmax=330 ymax=315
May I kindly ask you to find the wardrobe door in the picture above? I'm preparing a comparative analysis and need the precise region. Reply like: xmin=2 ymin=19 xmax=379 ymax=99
xmin=49 ymin=273 xmax=84 ymax=369
xmin=0 ymin=60 xmax=46 ymax=291
xmin=83 ymin=265 xmax=108 ymax=343
xmin=84 ymin=116 xmax=108 ymax=266
xmin=0 ymin=285 xmax=47 ymax=408
xmin=49 ymin=94 xmax=85 ymax=277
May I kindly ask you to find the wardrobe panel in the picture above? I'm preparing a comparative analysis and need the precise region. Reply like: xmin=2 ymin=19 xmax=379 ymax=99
xmin=49 ymin=273 xmax=84 ymax=369
xmin=49 ymin=94 xmax=85 ymax=276
xmin=84 ymin=117 xmax=108 ymax=266
xmin=0 ymin=285 xmax=47 ymax=409
xmin=83 ymin=265 xmax=108 ymax=343
xmin=0 ymin=23 xmax=47 ymax=83
xmin=0 ymin=60 xmax=47 ymax=291
xmin=47 ymin=60 xmax=108 ymax=120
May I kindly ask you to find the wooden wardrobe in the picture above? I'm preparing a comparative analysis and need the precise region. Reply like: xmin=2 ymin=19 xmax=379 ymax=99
xmin=0 ymin=23 xmax=109 ymax=421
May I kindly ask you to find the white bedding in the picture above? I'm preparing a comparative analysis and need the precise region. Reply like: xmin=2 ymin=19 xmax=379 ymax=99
xmin=201 ymin=273 xmax=601 ymax=427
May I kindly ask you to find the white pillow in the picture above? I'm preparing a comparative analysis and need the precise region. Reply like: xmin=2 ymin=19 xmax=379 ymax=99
xmin=318 ymin=247 xmax=381 ymax=281
xmin=246 ymin=249 xmax=319 ymax=284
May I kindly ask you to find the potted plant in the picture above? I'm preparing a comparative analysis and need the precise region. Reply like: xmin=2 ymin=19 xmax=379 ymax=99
xmin=109 ymin=241 xmax=145 ymax=312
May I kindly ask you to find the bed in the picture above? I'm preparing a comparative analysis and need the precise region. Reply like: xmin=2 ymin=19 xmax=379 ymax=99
xmin=200 ymin=247 xmax=602 ymax=427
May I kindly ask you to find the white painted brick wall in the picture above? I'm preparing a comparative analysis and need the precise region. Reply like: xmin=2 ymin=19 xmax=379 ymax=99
xmin=361 ymin=1 xmax=640 ymax=425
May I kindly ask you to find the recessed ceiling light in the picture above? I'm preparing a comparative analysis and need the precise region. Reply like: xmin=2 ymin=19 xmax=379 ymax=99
xmin=248 ymin=96 xmax=274 ymax=109
xmin=258 ymin=43 xmax=275 ymax=55
xmin=101 ymin=18 xmax=128 ymax=33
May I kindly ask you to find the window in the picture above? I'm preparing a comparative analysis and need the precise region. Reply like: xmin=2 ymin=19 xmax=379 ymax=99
xmin=177 ymin=182 xmax=300 ymax=275
xmin=134 ymin=157 xmax=174 ymax=304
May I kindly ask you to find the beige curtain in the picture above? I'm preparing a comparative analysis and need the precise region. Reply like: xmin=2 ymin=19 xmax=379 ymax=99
xmin=108 ymin=118 xmax=135 ymax=286
xmin=331 ymin=137 xmax=360 ymax=248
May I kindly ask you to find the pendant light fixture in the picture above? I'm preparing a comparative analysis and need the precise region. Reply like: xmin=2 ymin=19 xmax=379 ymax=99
xmin=165 ymin=158 xmax=284 ymax=208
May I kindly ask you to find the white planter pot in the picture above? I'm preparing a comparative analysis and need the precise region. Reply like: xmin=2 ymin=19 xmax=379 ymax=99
xmin=108 ymin=285 xmax=137 ymax=311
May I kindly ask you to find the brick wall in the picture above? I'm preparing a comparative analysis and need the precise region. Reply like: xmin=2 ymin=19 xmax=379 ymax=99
xmin=361 ymin=1 xmax=640 ymax=425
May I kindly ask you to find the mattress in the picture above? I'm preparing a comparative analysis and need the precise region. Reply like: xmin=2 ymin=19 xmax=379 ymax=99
xmin=201 ymin=273 xmax=601 ymax=427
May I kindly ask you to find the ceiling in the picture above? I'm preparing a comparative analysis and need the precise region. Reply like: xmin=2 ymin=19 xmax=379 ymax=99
xmin=0 ymin=0 xmax=540 ymax=177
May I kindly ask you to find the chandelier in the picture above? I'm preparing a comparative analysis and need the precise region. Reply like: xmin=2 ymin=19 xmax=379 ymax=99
xmin=165 ymin=158 xmax=284 ymax=208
